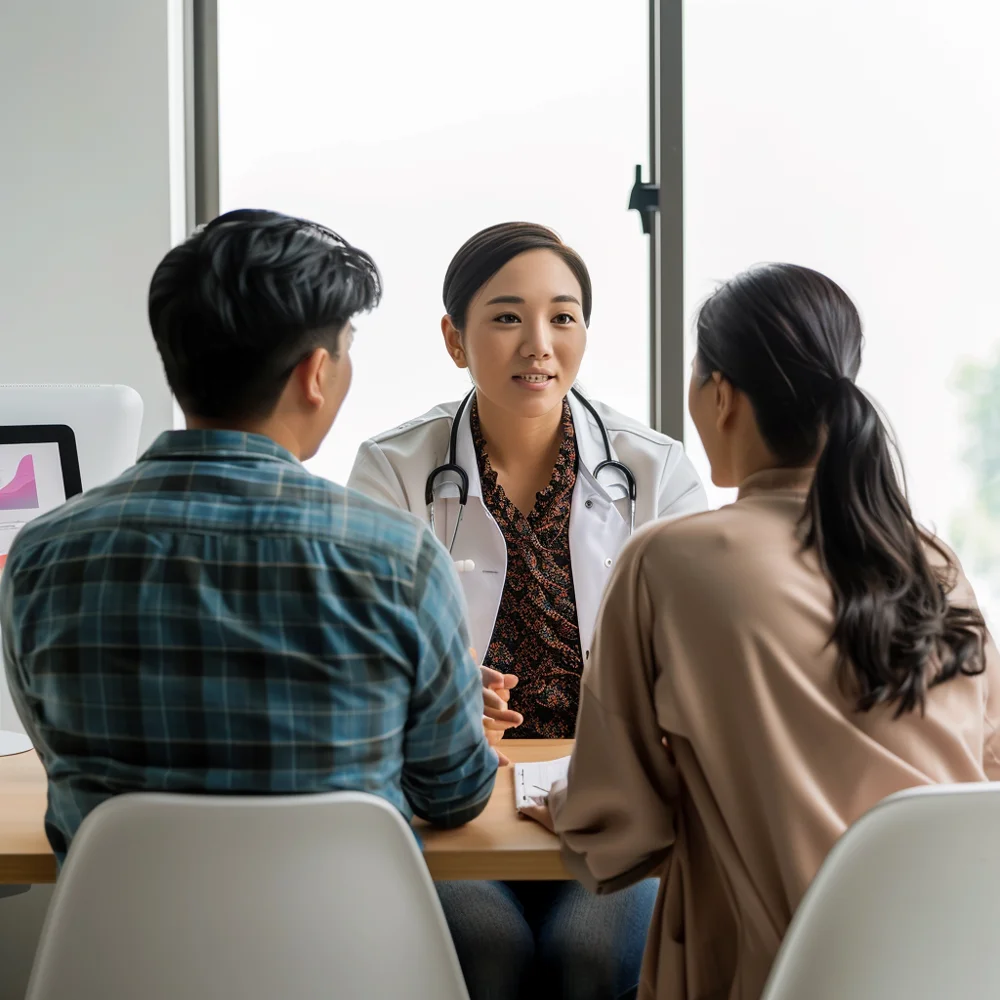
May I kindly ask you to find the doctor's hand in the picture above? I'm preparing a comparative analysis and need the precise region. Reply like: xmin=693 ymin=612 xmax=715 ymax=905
xmin=479 ymin=663 xmax=520 ymax=721
xmin=472 ymin=650 xmax=521 ymax=766
xmin=481 ymin=668 xmax=520 ymax=767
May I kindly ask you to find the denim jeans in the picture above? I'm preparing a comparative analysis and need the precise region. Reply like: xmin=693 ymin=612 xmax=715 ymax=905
xmin=436 ymin=878 xmax=658 ymax=1000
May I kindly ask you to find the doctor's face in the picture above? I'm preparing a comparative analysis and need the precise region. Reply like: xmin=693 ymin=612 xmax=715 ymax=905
xmin=443 ymin=249 xmax=587 ymax=419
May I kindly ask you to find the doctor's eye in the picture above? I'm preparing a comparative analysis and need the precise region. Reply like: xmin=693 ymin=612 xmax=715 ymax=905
xmin=493 ymin=313 xmax=521 ymax=325
xmin=552 ymin=313 xmax=576 ymax=325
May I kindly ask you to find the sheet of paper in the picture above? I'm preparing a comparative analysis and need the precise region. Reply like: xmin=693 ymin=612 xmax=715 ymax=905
xmin=513 ymin=756 xmax=571 ymax=811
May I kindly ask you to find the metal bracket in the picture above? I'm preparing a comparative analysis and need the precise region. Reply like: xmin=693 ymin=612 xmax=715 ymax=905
xmin=628 ymin=164 xmax=659 ymax=235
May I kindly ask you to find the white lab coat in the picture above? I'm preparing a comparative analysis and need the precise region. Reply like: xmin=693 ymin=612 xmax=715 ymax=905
xmin=346 ymin=390 xmax=707 ymax=661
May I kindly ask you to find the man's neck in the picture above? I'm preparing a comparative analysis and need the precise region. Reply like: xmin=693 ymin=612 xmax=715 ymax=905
xmin=185 ymin=414 xmax=305 ymax=460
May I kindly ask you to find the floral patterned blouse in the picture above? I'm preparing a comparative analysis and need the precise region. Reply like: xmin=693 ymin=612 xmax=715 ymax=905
xmin=472 ymin=398 xmax=584 ymax=739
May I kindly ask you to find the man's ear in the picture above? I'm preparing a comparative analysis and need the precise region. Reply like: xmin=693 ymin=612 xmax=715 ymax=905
xmin=297 ymin=347 xmax=330 ymax=409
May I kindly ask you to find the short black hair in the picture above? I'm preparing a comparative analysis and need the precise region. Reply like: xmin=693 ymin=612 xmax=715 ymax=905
xmin=148 ymin=208 xmax=381 ymax=420
xmin=442 ymin=222 xmax=592 ymax=331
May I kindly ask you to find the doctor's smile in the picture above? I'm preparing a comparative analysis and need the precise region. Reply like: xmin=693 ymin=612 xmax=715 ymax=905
xmin=512 ymin=369 xmax=557 ymax=390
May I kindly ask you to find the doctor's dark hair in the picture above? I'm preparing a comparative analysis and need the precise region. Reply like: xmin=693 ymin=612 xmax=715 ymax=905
xmin=148 ymin=208 xmax=381 ymax=420
xmin=695 ymin=263 xmax=986 ymax=717
xmin=442 ymin=222 xmax=592 ymax=330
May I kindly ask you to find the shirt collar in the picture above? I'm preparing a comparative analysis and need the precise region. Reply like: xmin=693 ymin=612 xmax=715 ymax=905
xmin=737 ymin=466 xmax=815 ymax=500
xmin=139 ymin=429 xmax=303 ymax=467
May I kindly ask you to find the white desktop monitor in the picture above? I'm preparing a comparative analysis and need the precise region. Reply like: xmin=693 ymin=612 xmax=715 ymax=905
xmin=0 ymin=384 xmax=143 ymax=492
xmin=0 ymin=424 xmax=83 ymax=580
xmin=0 ymin=384 xmax=142 ymax=748
xmin=0 ymin=425 xmax=84 ymax=753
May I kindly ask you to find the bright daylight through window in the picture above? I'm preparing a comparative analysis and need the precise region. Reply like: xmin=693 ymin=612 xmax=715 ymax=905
xmin=217 ymin=0 xmax=651 ymax=486
xmin=684 ymin=0 xmax=1000 ymax=627
xmin=219 ymin=1 xmax=1000 ymax=628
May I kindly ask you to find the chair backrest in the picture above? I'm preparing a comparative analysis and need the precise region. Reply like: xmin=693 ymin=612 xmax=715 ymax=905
xmin=761 ymin=783 xmax=1000 ymax=1000
xmin=26 ymin=791 xmax=470 ymax=1000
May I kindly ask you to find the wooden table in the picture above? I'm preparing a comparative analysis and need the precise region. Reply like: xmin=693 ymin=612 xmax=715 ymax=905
xmin=0 ymin=749 xmax=54 ymax=884
xmin=0 ymin=740 xmax=572 ymax=885
xmin=418 ymin=739 xmax=572 ymax=880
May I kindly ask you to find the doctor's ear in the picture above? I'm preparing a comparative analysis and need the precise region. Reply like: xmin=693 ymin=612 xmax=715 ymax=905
xmin=441 ymin=315 xmax=468 ymax=370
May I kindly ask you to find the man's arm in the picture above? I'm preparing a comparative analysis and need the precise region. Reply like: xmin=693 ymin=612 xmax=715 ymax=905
xmin=401 ymin=529 xmax=498 ymax=828
xmin=0 ymin=558 xmax=42 ymax=751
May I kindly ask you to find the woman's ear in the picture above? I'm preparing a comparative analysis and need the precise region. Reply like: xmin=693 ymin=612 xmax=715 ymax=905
xmin=441 ymin=315 xmax=467 ymax=370
xmin=713 ymin=372 xmax=736 ymax=433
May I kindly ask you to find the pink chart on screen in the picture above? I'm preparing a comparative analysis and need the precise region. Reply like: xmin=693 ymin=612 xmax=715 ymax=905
xmin=0 ymin=454 xmax=40 ymax=511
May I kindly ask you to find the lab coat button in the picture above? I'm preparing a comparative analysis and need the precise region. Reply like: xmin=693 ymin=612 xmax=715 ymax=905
xmin=604 ymin=557 xmax=613 ymax=568
xmin=585 ymin=499 xmax=594 ymax=509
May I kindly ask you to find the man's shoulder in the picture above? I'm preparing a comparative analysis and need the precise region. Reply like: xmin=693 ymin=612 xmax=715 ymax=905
xmin=6 ymin=456 xmax=436 ymax=574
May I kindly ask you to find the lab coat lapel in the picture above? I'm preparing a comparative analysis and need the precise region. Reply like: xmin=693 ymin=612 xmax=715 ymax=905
xmin=444 ymin=395 xmax=507 ymax=659
xmin=568 ymin=391 xmax=630 ymax=655
xmin=438 ymin=390 xmax=632 ymax=660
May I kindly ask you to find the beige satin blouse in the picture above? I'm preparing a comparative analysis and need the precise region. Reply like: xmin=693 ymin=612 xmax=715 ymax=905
xmin=549 ymin=468 xmax=1000 ymax=1000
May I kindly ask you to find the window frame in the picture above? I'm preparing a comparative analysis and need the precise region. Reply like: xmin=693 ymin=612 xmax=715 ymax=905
xmin=189 ymin=0 xmax=688 ymax=442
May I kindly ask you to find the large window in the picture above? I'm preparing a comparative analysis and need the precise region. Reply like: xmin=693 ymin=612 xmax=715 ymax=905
xmin=214 ymin=1 xmax=1000 ymax=622
xmin=684 ymin=0 xmax=1000 ymax=624
xmin=217 ymin=0 xmax=653 ymax=484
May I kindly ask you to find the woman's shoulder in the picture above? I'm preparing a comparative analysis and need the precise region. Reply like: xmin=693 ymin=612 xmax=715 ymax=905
xmin=364 ymin=399 xmax=462 ymax=447
xmin=634 ymin=498 xmax=753 ymax=549
xmin=622 ymin=496 xmax=805 ymax=595
xmin=347 ymin=399 xmax=465 ymax=509
xmin=574 ymin=394 xmax=682 ymax=451
xmin=920 ymin=533 xmax=985 ymax=613
xmin=571 ymin=394 xmax=708 ymax=516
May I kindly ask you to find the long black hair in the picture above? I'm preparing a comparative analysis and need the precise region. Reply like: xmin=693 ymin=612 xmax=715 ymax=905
xmin=695 ymin=263 xmax=986 ymax=716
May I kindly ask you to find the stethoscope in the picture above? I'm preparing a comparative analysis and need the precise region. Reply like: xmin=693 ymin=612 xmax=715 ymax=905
xmin=425 ymin=387 xmax=637 ymax=566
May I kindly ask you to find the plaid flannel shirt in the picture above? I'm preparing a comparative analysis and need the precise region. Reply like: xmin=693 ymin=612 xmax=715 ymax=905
xmin=1 ymin=430 xmax=496 ymax=864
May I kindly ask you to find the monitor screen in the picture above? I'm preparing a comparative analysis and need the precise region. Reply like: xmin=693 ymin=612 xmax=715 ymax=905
xmin=0 ymin=426 xmax=83 ymax=581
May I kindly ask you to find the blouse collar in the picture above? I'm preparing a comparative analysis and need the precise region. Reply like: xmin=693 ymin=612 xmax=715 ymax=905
xmin=737 ymin=466 xmax=815 ymax=500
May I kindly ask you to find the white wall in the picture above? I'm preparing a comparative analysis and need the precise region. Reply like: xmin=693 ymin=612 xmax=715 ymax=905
xmin=0 ymin=2 xmax=181 ymax=995
xmin=0 ymin=1 xmax=177 ymax=452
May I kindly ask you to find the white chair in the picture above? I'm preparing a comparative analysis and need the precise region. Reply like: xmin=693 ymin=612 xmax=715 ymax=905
xmin=25 ymin=791 xmax=470 ymax=1000
xmin=761 ymin=783 xmax=1000 ymax=1000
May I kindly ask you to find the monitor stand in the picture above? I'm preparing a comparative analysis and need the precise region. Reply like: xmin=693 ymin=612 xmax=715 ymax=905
xmin=0 ymin=730 xmax=32 ymax=756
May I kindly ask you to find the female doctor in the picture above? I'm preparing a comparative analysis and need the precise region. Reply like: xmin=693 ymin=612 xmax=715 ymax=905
xmin=347 ymin=222 xmax=706 ymax=1000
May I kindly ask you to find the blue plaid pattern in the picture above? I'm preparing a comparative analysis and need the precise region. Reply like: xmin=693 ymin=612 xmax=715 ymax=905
xmin=1 ymin=430 xmax=496 ymax=864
